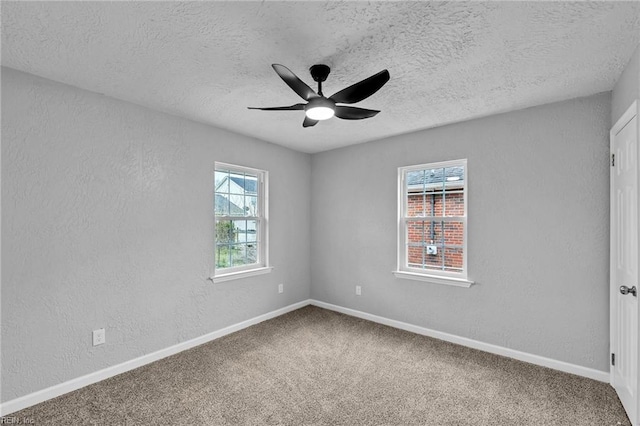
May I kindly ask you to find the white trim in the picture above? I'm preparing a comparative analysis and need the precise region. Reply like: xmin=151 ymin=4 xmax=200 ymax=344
xmin=214 ymin=162 xmax=269 ymax=277
xmin=0 ymin=299 xmax=311 ymax=416
xmin=392 ymin=270 xmax=473 ymax=287
xmin=611 ymin=100 xmax=638 ymax=136
xmin=310 ymin=300 xmax=609 ymax=383
xmin=401 ymin=158 xmax=466 ymax=172
xmin=214 ymin=161 xmax=265 ymax=177
xmin=210 ymin=266 xmax=273 ymax=283
xmin=1 ymin=298 xmax=610 ymax=416
xmin=397 ymin=159 xmax=469 ymax=282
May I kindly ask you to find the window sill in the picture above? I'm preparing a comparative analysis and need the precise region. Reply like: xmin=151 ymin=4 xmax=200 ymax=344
xmin=210 ymin=266 xmax=273 ymax=283
xmin=392 ymin=270 xmax=474 ymax=288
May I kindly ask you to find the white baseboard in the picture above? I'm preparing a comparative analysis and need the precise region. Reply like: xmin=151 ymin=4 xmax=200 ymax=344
xmin=310 ymin=300 xmax=610 ymax=383
xmin=0 ymin=299 xmax=312 ymax=416
xmin=1 ymin=297 xmax=609 ymax=416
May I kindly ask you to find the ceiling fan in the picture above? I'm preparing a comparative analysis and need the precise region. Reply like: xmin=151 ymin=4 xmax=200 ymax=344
xmin=248 ymin=64 xmax=390 ymax=128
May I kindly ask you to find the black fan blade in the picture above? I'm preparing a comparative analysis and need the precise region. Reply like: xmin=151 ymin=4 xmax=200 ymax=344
xmin=272 ymin=64 xmax=317 ymax=101
xmin=334 ymin=106 xmax=380 ymax=120
xmin=248 ymin=103 xmax=305 ymax=111
xmin=303 ymin=116 xmax=318 ymax=127
xmin=329 ymin=70 xmax=390 ymax=104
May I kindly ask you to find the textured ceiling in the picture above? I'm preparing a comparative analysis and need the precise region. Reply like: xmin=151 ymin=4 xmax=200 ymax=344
xmin=3 ymin=2 xmax=640 ymax=153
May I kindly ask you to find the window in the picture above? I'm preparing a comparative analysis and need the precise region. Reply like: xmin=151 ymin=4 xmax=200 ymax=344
xmin=394 ymin=159 xmax=473 ymax=287
xmin=212 ymin=163 xmax=270 ymax=282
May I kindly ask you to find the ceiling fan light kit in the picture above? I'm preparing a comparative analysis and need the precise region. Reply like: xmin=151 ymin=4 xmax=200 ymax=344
xmin=305 ymin=97 xmax=335 ymax=120
xmin=248 ymin=63 xmax=390 ymax=128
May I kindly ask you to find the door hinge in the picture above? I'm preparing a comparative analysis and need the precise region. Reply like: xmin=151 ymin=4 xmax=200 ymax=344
xmin=612 ymin=153 xmax=615 ymax=167
xmin=611 ymin=353 xmax=615 ymax=366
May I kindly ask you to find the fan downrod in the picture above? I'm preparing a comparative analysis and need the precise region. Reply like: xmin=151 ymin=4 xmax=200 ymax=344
xmin=309 ymin=64 xmax=330 ymax=96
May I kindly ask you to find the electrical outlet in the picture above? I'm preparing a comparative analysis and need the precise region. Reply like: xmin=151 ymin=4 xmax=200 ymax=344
xmin=93 ymin=328 xmax=105 ymax=346
xmin=278 ymin=283 xmax=284 ymax=294
xmin=355 ymin=285 xmax=362 ymax=296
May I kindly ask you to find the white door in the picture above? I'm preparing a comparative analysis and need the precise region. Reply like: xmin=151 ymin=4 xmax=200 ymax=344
xmin=611 ymin=100 xmax=640 ymax=425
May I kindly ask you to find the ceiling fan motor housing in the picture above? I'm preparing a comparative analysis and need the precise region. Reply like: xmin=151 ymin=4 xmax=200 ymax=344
xmin=306 ymin=97 xmax=335 ymax=110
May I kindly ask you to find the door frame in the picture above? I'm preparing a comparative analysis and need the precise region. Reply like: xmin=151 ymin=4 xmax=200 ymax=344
xmin=610 ymin=99 xmax=640 ymax=424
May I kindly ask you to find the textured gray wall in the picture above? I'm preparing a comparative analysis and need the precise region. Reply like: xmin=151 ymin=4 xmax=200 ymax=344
xmin=311 ymin=93 xmax=611 ymax=371
xmin=1 ymin=68 xmax=311 ymax=402
xmin=0 ymin=65 xmax=617 ymax=404
xmin=612 ymin=42 xmax=640 ymax=123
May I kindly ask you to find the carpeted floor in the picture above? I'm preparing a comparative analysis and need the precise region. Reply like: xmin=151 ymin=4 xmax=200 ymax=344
xmin=5 ymin=306 xmax=630 ymax=425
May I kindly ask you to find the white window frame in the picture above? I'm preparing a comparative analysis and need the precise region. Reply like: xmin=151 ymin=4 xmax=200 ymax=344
xmin=211 ymin=162 xmax=271 ymax=283
xmin=393 ymin=159 xmax=473 ymax=288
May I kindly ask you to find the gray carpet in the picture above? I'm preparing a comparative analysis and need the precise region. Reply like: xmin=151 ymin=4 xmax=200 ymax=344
xmin=5 ymin=306 xmax=630 ymax=425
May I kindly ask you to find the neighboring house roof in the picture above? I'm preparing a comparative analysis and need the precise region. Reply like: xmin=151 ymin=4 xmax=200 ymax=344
xmin=407 ymin=166 xmax=464 ymax=187
xmin=229 ymin=176 xmax=257 ymax=194
xmin=215 ymin=194 xmax=244 ymax=216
